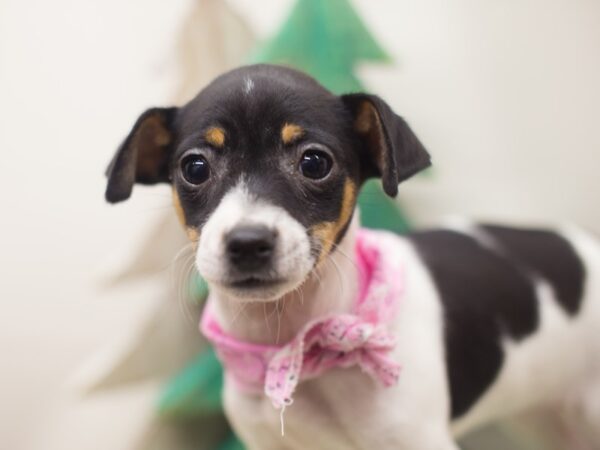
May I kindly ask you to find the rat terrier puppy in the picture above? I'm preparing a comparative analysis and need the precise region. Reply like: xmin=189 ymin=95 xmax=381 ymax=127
xmin=106 ymin=64 xmax=600 ymax=449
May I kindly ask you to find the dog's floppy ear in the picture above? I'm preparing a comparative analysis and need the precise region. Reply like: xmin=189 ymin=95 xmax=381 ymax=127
xmin=342 ymin=94 xmax=431 ymax=197
xmin=105 ymin=107 xmax=178 ymax=203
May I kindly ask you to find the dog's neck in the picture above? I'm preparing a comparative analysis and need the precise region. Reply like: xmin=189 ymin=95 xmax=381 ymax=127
xmin=209 ymin=215 xmax=360 ymax=345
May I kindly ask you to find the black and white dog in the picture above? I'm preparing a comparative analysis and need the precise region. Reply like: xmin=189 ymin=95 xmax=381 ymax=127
xmin=106 ymin=65 xmax=600 ymax=449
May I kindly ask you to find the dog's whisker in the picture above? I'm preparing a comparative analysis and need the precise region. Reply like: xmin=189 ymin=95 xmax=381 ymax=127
xmin=228 ymin=301 xmax=249 ymax=327
xmin=298 ymin=282 xmax=307 ymax=306
xmin=319 ymin=236 xmax=361 ymax=274
xmin=328 ymin=255 xmax=346 ymax=299
xmin=318 ymin=257 xmax=343 ymax=310
xmin=175 ymin=259 xmax=194 ymax=324
xmin=276 ymin=299 xmax=284 ymax=345
xmin=263 ymin=302 xmax=273 ymax=340
xmin=167 ymin=244 xmax=200 ymax=328
xmin=178 ymin=255 xmax=200 ymax=326
xmin=297 ymin=284 xmax=306 ymax=309
xmin=171 ymin=242 xmax=195 ymax=267
xmin=311 ymin=264 xmax=325 ymax=296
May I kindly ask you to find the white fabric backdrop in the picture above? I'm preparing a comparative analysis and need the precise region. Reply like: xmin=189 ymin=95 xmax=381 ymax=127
xmin=1 ymin=0 xmax=599 ymax=448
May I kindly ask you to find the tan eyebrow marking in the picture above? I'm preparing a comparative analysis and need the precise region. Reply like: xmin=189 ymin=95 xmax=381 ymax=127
xmin=281 ymin=123 xmax=304 ymax=145
xmin=204 ymin=126 xmax=226 ymax=148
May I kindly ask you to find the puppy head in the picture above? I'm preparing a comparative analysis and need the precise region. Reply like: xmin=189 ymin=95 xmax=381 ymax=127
xmin=106 ymin=65 xmax=430 ymax=302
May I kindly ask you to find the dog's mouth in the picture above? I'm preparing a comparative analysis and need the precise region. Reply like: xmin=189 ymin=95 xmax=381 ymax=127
xmin=226 ymin=276 xmax=287 ymax=290
xmin=214 ymin=275 xmax=292 ymax=301
xmin=203 ymin=271 xmax=304 ymax=302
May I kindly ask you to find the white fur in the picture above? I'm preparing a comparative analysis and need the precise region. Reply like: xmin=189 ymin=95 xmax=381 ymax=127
xmin=201 ymin=210 xmax=600 ymax=449
xmin=244 ymin=76 xmax=254 ymax=94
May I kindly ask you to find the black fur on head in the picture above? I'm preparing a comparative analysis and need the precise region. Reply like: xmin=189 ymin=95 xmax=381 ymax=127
xmin=105 ymin=64 xmax=431 ymax=247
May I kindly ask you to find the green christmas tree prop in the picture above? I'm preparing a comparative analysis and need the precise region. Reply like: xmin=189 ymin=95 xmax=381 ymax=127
xmin=159 ymin=1 xmax=414 ymax=448
xmin=158 ymin=349 xmax=223 ymax=419
xmin=253 ymin=0 xmax=389 ymax=93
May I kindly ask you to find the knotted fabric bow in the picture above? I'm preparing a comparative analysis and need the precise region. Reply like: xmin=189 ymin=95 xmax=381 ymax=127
xmin=264 ymin=313 xmax=401 ymax=408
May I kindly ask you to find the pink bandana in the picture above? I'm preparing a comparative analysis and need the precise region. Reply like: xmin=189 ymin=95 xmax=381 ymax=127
xmin=200 ymin=228 xmax=404 ymax=410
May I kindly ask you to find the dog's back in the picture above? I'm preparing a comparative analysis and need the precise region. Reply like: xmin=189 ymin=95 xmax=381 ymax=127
xmin=406 ymin=223 xmax=600 ymax=438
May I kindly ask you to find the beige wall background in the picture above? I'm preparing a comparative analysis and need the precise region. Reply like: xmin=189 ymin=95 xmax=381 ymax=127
xmin=1 ymin=0 xmax=599 ymax=448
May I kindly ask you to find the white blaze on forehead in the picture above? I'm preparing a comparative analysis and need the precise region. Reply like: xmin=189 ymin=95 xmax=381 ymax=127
xmin=196 ymin=181 xmax=314 ymax=294
xmin=243 ymin=76 xmax=254 ymax=94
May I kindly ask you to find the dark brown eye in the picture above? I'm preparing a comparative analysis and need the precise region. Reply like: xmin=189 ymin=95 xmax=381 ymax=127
xmin=181 ymin=155 xmax=210 ymax=185
xmin=299 ymin=150 xmax=332 ymax=180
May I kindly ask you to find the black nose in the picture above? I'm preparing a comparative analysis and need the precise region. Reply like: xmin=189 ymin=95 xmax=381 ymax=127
xmin=225 ymin=225 xmax=277 ymax=272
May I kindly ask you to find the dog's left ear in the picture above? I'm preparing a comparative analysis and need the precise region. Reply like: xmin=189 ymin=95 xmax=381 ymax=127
xmin=342 ymin=94 xmax=431 ymax=197
xmin=105 ymin=107 xmax=178 ymax=203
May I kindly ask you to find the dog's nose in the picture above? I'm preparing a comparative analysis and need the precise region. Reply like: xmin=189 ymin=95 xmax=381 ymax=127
xmin=225 ymin=225 xmax=276 ymax=271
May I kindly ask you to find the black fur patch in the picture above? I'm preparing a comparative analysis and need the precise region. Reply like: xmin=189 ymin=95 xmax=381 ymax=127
xmin=481 ymin=225 xmax=586 ymax=315
xmin=408 ymin=230 xmax=540 ymax=419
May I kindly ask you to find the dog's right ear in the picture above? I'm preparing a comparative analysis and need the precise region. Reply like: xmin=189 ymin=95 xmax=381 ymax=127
xmin=342 ymin=94 xmax=431 ymax=197
xmin=105 ymin=107 xmax=178 ymax=203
